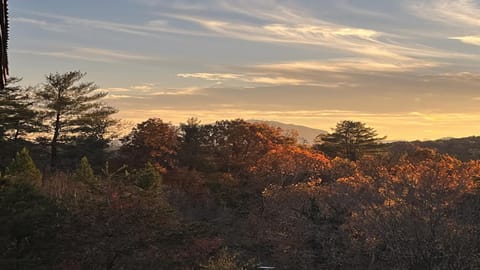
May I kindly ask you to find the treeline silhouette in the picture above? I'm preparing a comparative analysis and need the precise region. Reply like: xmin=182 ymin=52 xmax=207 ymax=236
xmin=1 ymin=72 xmax=480 ymax=269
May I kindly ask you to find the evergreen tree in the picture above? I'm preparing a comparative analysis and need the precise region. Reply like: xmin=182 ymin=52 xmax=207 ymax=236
xmin=132 ymin=162 xmax=162 ymax=190
xmin=73 ymin=156 xmax=96 ymax=185
xmin=0 ymin=77 xmax=42 ymax=141
xmin=314 ymin=120 xmax=385 ymax=161
xmin=179 ymin=117 xmax=202 ymax=170
xmin=5 ymin=147 xmax=41 ymax=186
xmin=35 ymin=71 xmax=117 ymax=169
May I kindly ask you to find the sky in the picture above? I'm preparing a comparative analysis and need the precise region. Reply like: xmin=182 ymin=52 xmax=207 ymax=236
xmin=8 ymin=0 xmax=480 ymax=140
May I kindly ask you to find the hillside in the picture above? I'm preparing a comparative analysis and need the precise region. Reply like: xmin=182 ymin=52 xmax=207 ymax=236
xmin=248 ymin=120 xmax=327 ymax=144
xmin=389 ymin=136 xmax=480 ymax=161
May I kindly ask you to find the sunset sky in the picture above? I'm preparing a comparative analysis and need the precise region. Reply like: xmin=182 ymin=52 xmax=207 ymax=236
xmin=9 ymin=0 xmax=480 ymax=140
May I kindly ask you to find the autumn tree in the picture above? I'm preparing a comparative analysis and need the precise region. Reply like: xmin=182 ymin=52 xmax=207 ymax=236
xmin=250 ymin=145 xmax=331 ymax=186
xmin=36 ymin=71 xmax=117 ymax=169
xmin=336 ymin=150 xmax=480 ymax=269
xmin=120 ymin=118 xmax=179 ymax=171
xmin=314 ymin=120 xmax=385 ymax=161
xmin=254 ymin=181 xmax=351 ymax=269
xmin=199 ymin=119 xmax=296 ymax=173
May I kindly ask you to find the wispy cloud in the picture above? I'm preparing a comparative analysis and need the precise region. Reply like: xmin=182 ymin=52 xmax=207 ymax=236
xmin=149 ymin=87 xmax=202 ymax=96
xmin=177 ymin=73 xmax=241 ymax=81
xmin=424 ymin=72 xmax=480 ymax=82
xmin=150 ymin=1 xmax=462 ymax=71
xmin=177 ymin=72 xmax=311 ymax=86
xmin=450 ymin=35 xmax=480 ymax=46
xmin=19 ymin=10 xmax=216 ymax=38
xmin=13 ymin=47 xmax=154 ymax=63
xmin=106 ymin=94 xmax=146 ymax=100
xmin=255 ymin=58 xmax=437 ymax=73
xmin=412 ymin=0 xmax=480 ymax=27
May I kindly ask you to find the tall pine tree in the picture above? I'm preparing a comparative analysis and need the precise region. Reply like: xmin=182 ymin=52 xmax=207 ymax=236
xmin=314 ymin=120 xmax=386 ymax=161
xmin=36 ymin=71 xmax=117 ymax=169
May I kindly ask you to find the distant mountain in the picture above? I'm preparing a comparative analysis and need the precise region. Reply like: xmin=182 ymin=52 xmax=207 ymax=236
xmin=248 ymin=120 xmax=327 ymax=144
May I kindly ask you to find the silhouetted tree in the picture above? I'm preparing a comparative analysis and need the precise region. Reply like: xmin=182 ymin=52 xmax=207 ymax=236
xmin=315 ymin=120 xmax=385 ymax=161
xmin=36 ymin=71 xmax=117 ymax=169
xmin=179 ymin=117 xmax=202 ymax=170
xmin=0 ymin=77 xmax=42 ymax=141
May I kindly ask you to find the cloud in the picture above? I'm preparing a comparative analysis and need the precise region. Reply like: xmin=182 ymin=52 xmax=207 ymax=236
xmin=13 ymin=47 xmax=154 ymax=63
xmin=147 ymin=1 xmax=460 ymax=71
xmin=177 ymin=73 xmax=241 ymax=80
xmin=175 ymin=57 xmax=438 ymax=89
xmin=412 ymin=0 xmax=480 ymax=27
xmin=19 ymin=11 xmax=216 ymax=38
xmin=149 ymin=87 xmax=202 ymax=96
xmin=450 ymin=35 xmax=480 ymax=46
xmin=177 ymin=71 xmax=312 ymax=86
xmin=106 ymin=94 xmax=146 ymax=100
xmin=246 ymin=76 xmax=308 ymax=85
xmin=424 ymin=72 xmax=480 ymax=82
xmin=255 ymin=58 xmax=437 ymax=73
xmin=18 ymin=1 xmax=459 ymax=68
xmin=99 ymin=87 xmax=131 ymax=92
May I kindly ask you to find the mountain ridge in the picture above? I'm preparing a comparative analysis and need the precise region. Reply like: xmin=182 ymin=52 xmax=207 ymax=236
xmin=247 ymin=119 xmax=327 ymax=144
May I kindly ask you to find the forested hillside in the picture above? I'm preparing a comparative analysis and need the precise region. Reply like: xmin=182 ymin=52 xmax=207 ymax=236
xmin=1 ymin=72 xmax=480 ymax=269
xmin=389 ymin=137 xmax=480 ymax=162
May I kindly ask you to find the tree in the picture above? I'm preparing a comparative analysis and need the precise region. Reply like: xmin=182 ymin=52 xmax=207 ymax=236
xmin=36 ymin=71 xmax=117 ymax=169
xmin=314 ymin=120 xmax=385 ymax=161
xmin=179 ymin=117 xmax=202 ymax=170
xmin=5 ymin=147 xmax=42 ymax=187
xmin=199 ymin=119 xmax=296 ymax=173
xmin=250 ymin=145 xmax=331 ymax=186
xmin=120 ymin=118 xmax=179 ymax=171
xmin=0 ymin=77 xmax=42 ymax=141
xmin=131 ymin=162 xmax=162 ymax=190
xmin=73 ymin=156 xmax=96 ymax=185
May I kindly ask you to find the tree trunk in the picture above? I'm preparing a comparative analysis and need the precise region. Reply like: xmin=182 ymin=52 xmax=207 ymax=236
xmin=51 ymin=112 xmax=61 ymax=169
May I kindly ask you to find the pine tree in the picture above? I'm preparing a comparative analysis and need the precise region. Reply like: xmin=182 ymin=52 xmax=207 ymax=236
xmin=36 ymin=71 xmax=117 ymax=169
xmin=314 ymin=120 xmax=386 ymax=161
xmin=0 ymin=77 xmax=42 ymax=141
xmin=5 ymin=147 xmax=42 ymax=186
xmin=133 ymin=162 xmax=162 ymax=190
xmin=73 ymin=156 xmax=96 ymax=184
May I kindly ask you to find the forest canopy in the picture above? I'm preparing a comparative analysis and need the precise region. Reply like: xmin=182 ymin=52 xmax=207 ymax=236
xmin=1 ymin=72 xmax=480 ymax=269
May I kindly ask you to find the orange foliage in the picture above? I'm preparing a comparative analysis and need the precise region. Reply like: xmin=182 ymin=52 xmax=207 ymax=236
xmin=250 ymin=145 xmax=331 ymax=185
